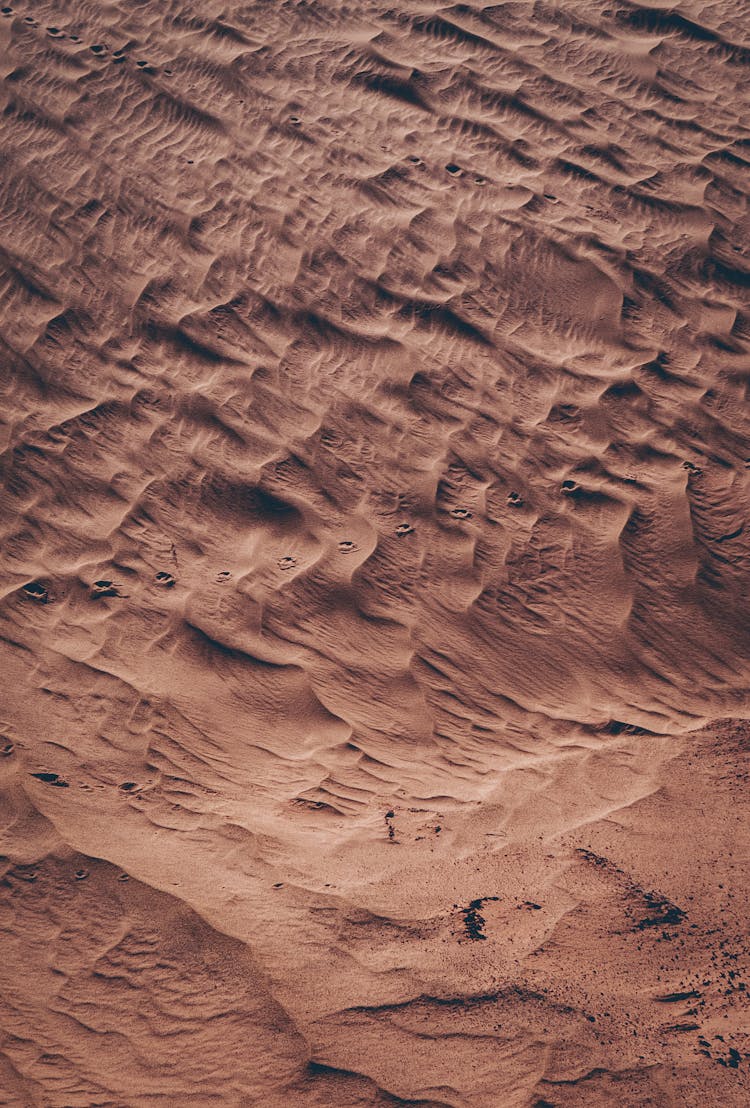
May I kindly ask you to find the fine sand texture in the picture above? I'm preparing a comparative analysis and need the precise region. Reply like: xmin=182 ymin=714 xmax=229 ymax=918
xmin=1 ymin=0 xmax=750 ymax=1104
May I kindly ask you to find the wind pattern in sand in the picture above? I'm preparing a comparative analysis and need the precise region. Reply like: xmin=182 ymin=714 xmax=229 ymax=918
xmin=1 ymin=0 xmax=749 ymax=1104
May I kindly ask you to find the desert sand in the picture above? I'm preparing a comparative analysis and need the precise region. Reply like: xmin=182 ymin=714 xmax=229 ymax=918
xmin=1 ymin=0 xmax=749 ymax=1104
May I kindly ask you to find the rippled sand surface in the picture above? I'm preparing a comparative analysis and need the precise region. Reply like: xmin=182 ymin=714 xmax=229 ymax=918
xmin=1 ymin=1 xmax=749 ymax=1104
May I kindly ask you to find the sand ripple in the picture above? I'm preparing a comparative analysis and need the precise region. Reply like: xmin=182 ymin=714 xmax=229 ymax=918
xmin=1 ymin=0 xmax=749 ymax=1103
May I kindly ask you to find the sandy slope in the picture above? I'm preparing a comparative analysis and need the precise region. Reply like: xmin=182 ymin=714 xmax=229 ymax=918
xmin=1 ymin=0 xmax=749 ymax=1104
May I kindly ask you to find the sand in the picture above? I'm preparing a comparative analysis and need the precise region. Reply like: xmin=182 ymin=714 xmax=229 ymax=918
xmin=1 ymin=0 xmax=749 ymax=1104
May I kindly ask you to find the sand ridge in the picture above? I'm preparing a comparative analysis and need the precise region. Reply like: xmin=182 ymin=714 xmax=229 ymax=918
xmin=1 ymin=0 xmax=749 ymax=1104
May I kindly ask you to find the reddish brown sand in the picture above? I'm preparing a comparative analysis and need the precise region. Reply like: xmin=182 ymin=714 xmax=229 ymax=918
xmin=1 ymin=1 xmax=749 ymax=1105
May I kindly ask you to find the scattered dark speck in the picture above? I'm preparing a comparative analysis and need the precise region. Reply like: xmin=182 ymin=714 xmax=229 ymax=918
xmin=460 ymin=896 xmax=499 ymax=940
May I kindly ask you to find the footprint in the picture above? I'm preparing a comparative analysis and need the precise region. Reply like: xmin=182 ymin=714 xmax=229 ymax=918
xmin=119 ymin=781 xmax=138 ymax=792
xmin=445 ymin=163 xmax=462 ymax=176
xmin=117 ymin=873 xmax=129 ymax=882
xmin=46 ymin=27 xmax=64 ymax=37
xmin=473 ymin=175 xmax=486 ymax=186
xmin=507 ymin=492 xmax=524 ymax=508
xmin=289 ymin=115 xmax=302 ymax=125
xmin=31 ymin=772 xmax=69 ymax=788
xmin=15 ymin=868 xmax=38 ymax=883
xmin=451 ymin=507 xmax=472 ymax=519
xmin=217 ymin=570 xmax=231 ymax=581
xmin=74 ymin=869 xmax=89 ymax=881
xmin=154 ymin=571 xmax=176 ymax=587
xmin=1 ymin=8 xmax=13 ymax=17
xmin=407 ymin=155 xmax=422 ymax=165
xmin=561 ymin=479 xmax=579 ymax=495
xmin=337 ymin=541 xmax=357 ymax=554
xmin=91 ymin=579 xmax=122 ymax=598
xmin=278 ymin=555 xmax=297 ymax=570
xmin=395 ymin=522 xmax=414 ymax=536
xmin=90 ymin=43 xmax=106 ymax=54
xmin=22 ymin=581 xmax=48 ymax=603
xmin=1 ymin=741 xmax=14 ymax=756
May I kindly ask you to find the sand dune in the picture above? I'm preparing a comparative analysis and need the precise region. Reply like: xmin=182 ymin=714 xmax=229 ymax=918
xmin=1 ymin=0 xmax=749 ymax=1104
